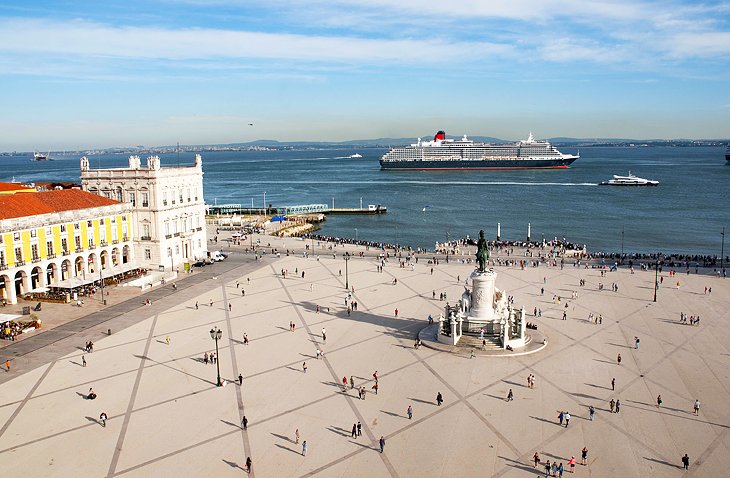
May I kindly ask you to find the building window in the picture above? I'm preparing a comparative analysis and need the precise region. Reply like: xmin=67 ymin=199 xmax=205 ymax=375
xmin=47 ymin=241 xmax=53 ymax=256
xmin=179 ymin=190 xmax=183 ymax=203
xmin=0 ymin=250 xmax=4 ymax=266
xmin=88 ymin=238 xmax=94 ymax=248
xmin=112 ymin=228 xmax=118 ymax=241
xmin=45 ymin=226 xmax=52 ymax=235
xmin=129 ymin=192 xmax=136 ymax=207
xmin=144 ymin=248 xmax=151 ymax=260
xmin=13 ymin=232 xmax=20 ymax=241
xmin=116 ymin=188 xmax=123 ymax=202
xmin=173 ymin=221 xmax=178 ymax=234
xmin=31 ymin=244 xmax=39 ymax=260
xmin=61 ymin=238 xmax=68 ymax=254
xmin=167 ymin=247 xmax=172 ymax=257
xmin=100 ymin=218 xmax=105 ymax=225
xmin=187 ymin=188 xmax=191 ymax=202
xmin=198 ymin=239 xmax=201 ymax=248
xmin=30 ymin=229 xmax=37 ymax=238
xmin=75 ymin=236 xmax=81 ymax=250
xmin=163 ymin=191 xmax=168 ymax=206
xmin=194 ymin=188 xmax=198 ymax=201
xmin=87 ymin=220 xmax=92 ymax=227
xmin=143 ymin=224 xmax=150 ymax=239
xmin=111 ymin=217 xmax=116 ymax=224
xmin=175 ymin=244 xmax=180 ymax=255
xmin=122 ymin=215 xmax=127 ymax=222
xmin=15 ymin=247 xmax=22 ymax=263
xmin=74 ymin=222 xmax=80 ymax=231
xmin=141 ymin=192 xmax=149 ymax=207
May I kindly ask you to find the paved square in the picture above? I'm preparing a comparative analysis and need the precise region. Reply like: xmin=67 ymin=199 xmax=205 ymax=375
xmin=1 ymin=244 xmax=729 ymax=477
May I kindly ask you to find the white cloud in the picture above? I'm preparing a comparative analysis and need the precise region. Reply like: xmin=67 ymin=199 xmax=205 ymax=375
xmin=0 ymin=18 xmax=512 ymax=64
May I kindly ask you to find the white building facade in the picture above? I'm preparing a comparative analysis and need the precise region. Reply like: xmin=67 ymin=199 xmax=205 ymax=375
xmin=80 ymin=154 xmax=208 ymax=272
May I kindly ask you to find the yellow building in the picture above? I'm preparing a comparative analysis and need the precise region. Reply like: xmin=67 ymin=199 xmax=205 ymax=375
xmin=0 ymin=181 xmax=36 ymax=196
xmin=0 ymin=189 xmax=136 ymax=304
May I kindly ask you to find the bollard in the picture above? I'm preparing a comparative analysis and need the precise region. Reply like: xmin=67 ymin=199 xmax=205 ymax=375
xmin=108 ymin=328 xmax=112 ymax=336
xmin=103 ymin=300 xmax=107 ymax=306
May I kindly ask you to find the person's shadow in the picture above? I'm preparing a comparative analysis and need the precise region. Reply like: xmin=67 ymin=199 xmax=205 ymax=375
xmin=222 ymin=459 xmax=245 ymax=471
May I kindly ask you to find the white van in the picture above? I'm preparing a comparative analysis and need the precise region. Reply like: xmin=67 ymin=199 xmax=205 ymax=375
xmin=209 ymin=251 xmax=225 ymax=262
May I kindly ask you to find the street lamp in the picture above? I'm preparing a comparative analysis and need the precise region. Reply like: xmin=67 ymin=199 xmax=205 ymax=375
xmin=210 ymin=327 xmax=223 ymax=386
xmin=653 ymin=259 xmax=659 ymax=302
xmin=344 ymin=252 xmax=350 ymax=290
xmin=721 ymin=227 xmax=725 ymax=276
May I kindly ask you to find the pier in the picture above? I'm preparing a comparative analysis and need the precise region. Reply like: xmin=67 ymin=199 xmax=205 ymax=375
xmin=207 ymin=203 xmax=387 ymax=216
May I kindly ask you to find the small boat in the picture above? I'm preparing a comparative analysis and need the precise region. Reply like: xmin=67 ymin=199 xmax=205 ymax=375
xmin=349 ymin=153 xmax=363 ymax=158
xmin=32 ymin=152 xmax=50 ymax=161
xmin=600 ymin=172 xmax=659 ymax=186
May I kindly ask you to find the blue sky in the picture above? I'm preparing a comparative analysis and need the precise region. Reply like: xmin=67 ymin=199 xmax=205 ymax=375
xmin=1 ymin=0 xmax=729 ymax=150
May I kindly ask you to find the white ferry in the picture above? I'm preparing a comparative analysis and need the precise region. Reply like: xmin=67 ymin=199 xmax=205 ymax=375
xmin=600 ymin=172 xmax=659 ymax=186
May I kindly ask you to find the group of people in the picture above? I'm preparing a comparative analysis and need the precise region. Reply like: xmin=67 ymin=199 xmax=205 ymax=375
xmin=679 ymin=312 xmax=701 ymax=325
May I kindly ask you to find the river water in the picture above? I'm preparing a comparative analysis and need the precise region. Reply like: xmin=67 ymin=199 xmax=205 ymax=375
xmin=2 ymin=146 xmax=727 ymax=254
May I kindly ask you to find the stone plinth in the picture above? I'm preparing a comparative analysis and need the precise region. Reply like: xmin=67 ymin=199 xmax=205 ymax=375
xmin=468 ymin=269 xmax=497 ymax=322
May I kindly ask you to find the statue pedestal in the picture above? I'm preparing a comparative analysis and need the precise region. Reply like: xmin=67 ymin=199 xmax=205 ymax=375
xmin=469 ymin=269 xmax=497 ymax=322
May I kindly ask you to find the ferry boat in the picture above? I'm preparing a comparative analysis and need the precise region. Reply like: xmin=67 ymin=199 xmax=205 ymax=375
xmin=600 ymin=172 xmax=659 ymax=186
xmin=349 ymin=153 xmax=363 ymax=158
xmin=379 ymin=131 xmax=579 ymax=170
xmin=32 ymin=152 xmax=50 ymax=161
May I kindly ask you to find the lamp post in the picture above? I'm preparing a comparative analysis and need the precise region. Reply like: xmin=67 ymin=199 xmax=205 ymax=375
xmin=621 ymin=226 xmax=624 ymax=258
xmin=721 ymin=227 xmax=725 ymax=275
xmin=210 ymin=327 xmax=223 ymax=386
xmin=263 ymin=192 xmax=266 ymax=215
xmin=355 ymin=228 xmax=358 ymax=241
xmin=653 ymin=259 xmax=659 ymax=302
xmin=100 ymin=265 xmax=105 ymax=305
xmin=344 ymin=252 xmax=350 ymax=290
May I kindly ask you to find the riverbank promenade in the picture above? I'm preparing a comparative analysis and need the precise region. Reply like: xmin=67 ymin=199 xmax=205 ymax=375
xmin=1 ymin=239 xmax=729 ymax=477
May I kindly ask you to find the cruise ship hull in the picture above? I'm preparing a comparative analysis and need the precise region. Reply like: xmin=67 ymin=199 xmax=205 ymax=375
xmin=380 ymin=157 xmax=578 ymax=170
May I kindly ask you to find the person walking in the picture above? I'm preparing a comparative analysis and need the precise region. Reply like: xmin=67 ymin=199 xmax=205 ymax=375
xmin=82 ymin=355 xmax=87 ymax=367
xmin=99 ymin=412 xmax=107 ymax=427
xmin=581 ymin=447 xmax=588 ymax=465
xmin=436 ymin=392 xmax=443 ymax=406
xmin=533 ymin=452 xmax=540 ymax=468
xmin=372 ymin=382 xmax=379 ymax=395
xmin=357 ymin=421 xmax=362 ymax=437
xmin=165 ymin=336 xmax=170 ymax=345
xmin=245 ymin=457 xmax=252 ymax=474
xmin=195 ymin=301 xmax=198 ymax=310
xmin=228 ymin=302 xmax=232 ymax=312
xmin=243 ymin=333 xmax=249 ymax=345
xmin=589 ymin=405 xmax=595 ymax=421
xmin=558 ymin=462 xmax=564 ymax=477
xmin=682 ymin=453 xmax=690 ymax=470
xmin=302 ymin=362 xmax=307 ymax=373
xmin=350 ymin=376 xmax=354 ymax=389
xmin=379 ymin=436 xmax=385 ymax=453
xmin=295 ymin=429 xmax=300 ymax=444
xmin=617 ymin=353 xmax=622 ymax=365
xmin=209 ymin=299 xmax=213 ymax=307
xmin=507 ymin=389 xmax=514 ymax=402
xmin=634 ymin=336 xmax=640 ymax=349
xmin=395 ymin=308 xmax=398 ymax=317
xmin=615 ymin=399 xmax=621 ymax=413
xmin=558 ymin=411 xmax=564 ymax=426
xmin=609 ymin=399 xmax=615 ymax=413
xmin=351 ymin=423 xmax=357 ymax=438
xmin=611 ymin=377 xmax=615 ymax=390
xmin=238 ymin=373 xmax=243 ymax=386
xmin=564 ymin=411 xmax=571 ymax=427
xmin=694 ymin=399 xmax=701 ymax=415
xmin=360 ymin=386 xmax=366 ymax=400
xmin=342 ymin=376 xmax=348 ymax=390
xmin=657 ymin=394 xmax=662 ymax=407
xmin=241 ymin=415 xmax=248 ymax=430
xmin=544 ymin=460 xmax=551 ymax=477
xmin=568 ymin=456 xmax=576 ymax=473
xmin=407 ymin=405 xmax=413 ymax=419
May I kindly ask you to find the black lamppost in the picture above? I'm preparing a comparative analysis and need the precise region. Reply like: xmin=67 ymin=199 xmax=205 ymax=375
xmin=344 ymin=252 xmax=350 ymax=290
xmin=721 ymin=227 xmax=725 ymax=275
xmin=210 ymin=327 xmax=223 ymax=386
xmin=621 ymin=226 xmax=624 ymax=258
xmin=653 ymin=259 xmax=659 ymax=302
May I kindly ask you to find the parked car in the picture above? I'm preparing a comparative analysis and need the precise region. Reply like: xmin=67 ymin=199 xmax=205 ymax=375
xmin=192 ymin=261 xmax=208 ymax=268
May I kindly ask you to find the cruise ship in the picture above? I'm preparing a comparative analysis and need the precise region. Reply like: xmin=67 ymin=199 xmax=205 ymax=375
xmin=379 ymin=131 xmax=579 ymax=170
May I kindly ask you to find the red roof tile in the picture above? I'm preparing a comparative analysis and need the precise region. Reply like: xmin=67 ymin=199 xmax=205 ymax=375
xmin=0 ymin=182 xmax=34 ymax=192
xmin=0 ymin=189 xmax=121 ymax=220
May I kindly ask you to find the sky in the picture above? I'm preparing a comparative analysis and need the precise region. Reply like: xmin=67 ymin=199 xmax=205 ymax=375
xmin=1 ymin=0 xmax=729 ymax=150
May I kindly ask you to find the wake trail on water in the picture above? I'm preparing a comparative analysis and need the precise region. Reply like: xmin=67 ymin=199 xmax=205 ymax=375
xmin=244 ymin=180 xmax=599 ymax=186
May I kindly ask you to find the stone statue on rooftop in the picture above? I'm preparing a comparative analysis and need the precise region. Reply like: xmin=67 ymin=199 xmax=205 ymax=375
xmin=476 ymin=229 xmax=489 ymax=272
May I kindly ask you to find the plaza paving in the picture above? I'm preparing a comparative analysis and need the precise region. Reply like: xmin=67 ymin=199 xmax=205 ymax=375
xmin=1 ymin=241 xmax=729 ymax=477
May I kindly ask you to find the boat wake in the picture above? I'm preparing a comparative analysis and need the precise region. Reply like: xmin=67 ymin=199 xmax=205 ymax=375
xmin=247 ymin=180 xmax=599 ymax=186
